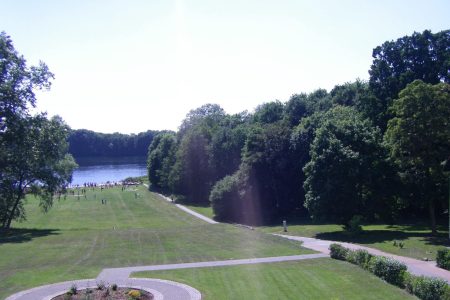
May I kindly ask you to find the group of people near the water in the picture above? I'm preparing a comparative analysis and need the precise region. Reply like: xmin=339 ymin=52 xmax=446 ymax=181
xmin=53 ymin=180 xmax=142 ymax=202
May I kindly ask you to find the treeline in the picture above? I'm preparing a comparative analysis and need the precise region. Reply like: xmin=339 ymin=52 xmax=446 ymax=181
xmin=68 ymin=129 xmax=166 ymax=158
xmin=147 ymin=29 xmax=450 ymax=232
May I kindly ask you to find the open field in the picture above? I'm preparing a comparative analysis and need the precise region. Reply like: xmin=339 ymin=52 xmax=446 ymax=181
xmin=134 ymin=258 xmax=415 ymax=299
xmin=181 ymin=204 xmax=450 ymax=261
xmin=0 ymin=186 xmax=310 ymax=299
xmin=261 ymin=221 xmax=450 ymax=260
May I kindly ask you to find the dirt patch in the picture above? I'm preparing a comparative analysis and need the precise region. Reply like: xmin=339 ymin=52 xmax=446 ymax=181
xmin=52 ymin=287 xmax=153 ymax=300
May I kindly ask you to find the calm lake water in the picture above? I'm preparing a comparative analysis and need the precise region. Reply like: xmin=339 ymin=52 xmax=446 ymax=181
xmin=71 ymin=156 xmax=147 ymax=185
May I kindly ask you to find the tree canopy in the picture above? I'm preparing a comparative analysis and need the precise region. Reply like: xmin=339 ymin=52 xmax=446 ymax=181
xmin=144 ymin=29 xmax=450 ymax=232
xmin=0 ymin=32 xmax=77 ymax=229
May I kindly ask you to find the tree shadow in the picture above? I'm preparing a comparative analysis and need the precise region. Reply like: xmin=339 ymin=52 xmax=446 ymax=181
xmin=315 ymin=230 xmax=450 ymax=248
xmin=0 ymin=228 xmax=60 ymax=244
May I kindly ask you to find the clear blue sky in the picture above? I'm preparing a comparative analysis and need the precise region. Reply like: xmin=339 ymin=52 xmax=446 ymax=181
xmin=1 ymin=0 xmax=449 ymax=133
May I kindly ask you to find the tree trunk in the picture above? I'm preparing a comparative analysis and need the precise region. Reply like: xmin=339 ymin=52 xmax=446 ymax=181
xmin=4 ymin=192 xmax=23 ymax=230
xmin=429 ymin=199 xmax=437 ymax=235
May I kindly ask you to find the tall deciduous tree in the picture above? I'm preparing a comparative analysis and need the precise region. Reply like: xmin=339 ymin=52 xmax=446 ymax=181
xmin=384 ymin=80 xmax=450 ymax=234
xmin=0 ymin=32 xmax=77 ymax=229
xmin=369 ymin=29 xmax=450 ymax=129
xmin=303 ymin=106 xmax=391 ymax=225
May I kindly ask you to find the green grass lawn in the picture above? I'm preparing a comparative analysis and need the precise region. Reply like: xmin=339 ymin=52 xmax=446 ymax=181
xmin=0 ymin=185 xmax=310 ymax=299
xmin=134 ymin=258 xmax=415 ymax=299
xmin=183 ymin=204 xmax=215 ymax=219
xmin=261 ymin=221 xmax=450 ymax=260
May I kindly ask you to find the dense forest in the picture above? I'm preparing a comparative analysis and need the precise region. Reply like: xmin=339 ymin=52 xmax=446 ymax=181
xmin=68 ymin=129 xmax=166 ymax=158
xmin=147 ymin=29 xmax=450 ymax=233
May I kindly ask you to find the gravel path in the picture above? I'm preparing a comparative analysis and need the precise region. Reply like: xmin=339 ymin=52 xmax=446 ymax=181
xmin=276 ymin=234 xmax=450 ymax=283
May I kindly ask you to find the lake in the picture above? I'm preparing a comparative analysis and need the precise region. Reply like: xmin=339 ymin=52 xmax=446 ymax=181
xmin=71 ymin=156 xmax=147 ymax=185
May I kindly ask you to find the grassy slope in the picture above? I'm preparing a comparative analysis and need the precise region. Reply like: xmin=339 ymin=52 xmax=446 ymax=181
xmin=261 ymin=222 xmax=450 ymax=260
xmin=134 ymin=258 xmax=414 ymax=300
xmin=181 ymin=203 xmax=449 ymax=260
xmin=0 ymin=186 xmax=309 ymax=299
xmin=182 ymin=204 xmax=215 ymax=219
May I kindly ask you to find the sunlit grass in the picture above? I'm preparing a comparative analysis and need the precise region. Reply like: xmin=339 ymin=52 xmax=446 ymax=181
xmin=261 ymin=221 xmax=450 ymax=260
xmin=134 ymin=259 xmax=414 ymax=300
xmin=0 ymin=186 xmax=309 ymax=299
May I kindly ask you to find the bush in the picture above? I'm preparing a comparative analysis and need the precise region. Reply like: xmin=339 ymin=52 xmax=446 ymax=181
xmin=405 ymin=273 xmax=450 ymax=300
xmin=344 ymin=215 xmax=363 ymax=234
xmin=437 ymin=249 xmax=450 ymax=270
xmin=369 ymin=256 xmax=407 ymax=287
xmin=127 ymin=289 xmax=141 ymax=299
xmin=111 ymin=283 xmax=118 ymax=291
xmin=329 ymin=243 xmax=349 ymax=260
xmin=346 ymin=249 xmax=373 ymax=270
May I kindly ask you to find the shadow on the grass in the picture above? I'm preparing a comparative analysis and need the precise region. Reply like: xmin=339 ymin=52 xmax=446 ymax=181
xmin=315 ymin=230 xmax=450 ymax=247
xmin=0 ymin=228 xmax=60 ymax=244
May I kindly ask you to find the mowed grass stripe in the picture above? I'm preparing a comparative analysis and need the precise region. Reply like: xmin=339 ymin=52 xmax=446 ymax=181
xmin=1 ymin=185 xmax=310 ymax=299
xmin=134 ymin=259 xmax=414 ymax=299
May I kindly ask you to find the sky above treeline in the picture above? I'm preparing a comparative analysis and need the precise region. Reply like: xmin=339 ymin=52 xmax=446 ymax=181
xmin=1 ymin=0 xmax=449 ymax=133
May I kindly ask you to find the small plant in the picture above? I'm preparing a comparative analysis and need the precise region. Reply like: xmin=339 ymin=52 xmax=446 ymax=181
xmin=127 ymin=289 xmax=141 ymax=299
xmin=84 ymin=288 xmax=93 ymax=294
xmin=329 ymin=243 xmax=349 ymax=260
xmin=398 ymin=241 xmax=404 ymax=249
xmin=344 ymin=215 xmax=363 ymax=235
xmin=69 ymin=284 xmax=77 ymax=295
xmin=96 ymin=280 xmax=106 ymax=290
xmin=393 ymin=240 xmax=398 ymax=247
xmin=436 ymin=248 xmax=450 ymax=270
xmin=111 ymin=283 xmax=118 ymax=291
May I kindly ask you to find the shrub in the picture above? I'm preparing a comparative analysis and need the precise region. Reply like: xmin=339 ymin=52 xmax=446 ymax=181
xmin=344 ymin=215 xmax=363 ymax=234
xmin=369 ymin=256 xmax=407 ymax=287
xmin=437 ymin=249 xmax=450 ymax=270
xmin=96 ymin=281 xmax=106 ymax=290
xmin=69 ymin=284 xmax=77 ymax=295
xmin=405 ymin=273 xmax=450 ymax=300
xmin=127 ymin=289 xmax=141 ymax=299
xmin=346 ymin=249 xmax=373 ymax=270
xmin=111 ymin=283 xmax=118 ymax=291
xmin=329 ymin=243 xmax=349 ymax=260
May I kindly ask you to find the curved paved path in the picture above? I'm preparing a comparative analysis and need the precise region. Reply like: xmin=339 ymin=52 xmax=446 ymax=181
xmin=8 ymin=185 xmax=450 ymax=299
xmin=6 ymin=253 xmax=326 ymax=300
xmin=276 ymin=234 xmax=450 ymax=283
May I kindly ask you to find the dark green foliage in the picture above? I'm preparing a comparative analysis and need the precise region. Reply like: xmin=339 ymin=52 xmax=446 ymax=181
xmin=303 ymin=106 xmax=393 ymax=225
xmin=369 ymin=256 xmax=407 ymax=287
xmin=252 ymin=101 xmax=284 ymax=124
xmin=68 ymin=129 xmax=160 ymax=158
xmin=145 ymin=29 xmax=450 ymax=228
xmin=329 ymin=243 xmax=349 ymax=260
xmin=343 ymin=215 xmax=364 ymax=235
xmin=0 ymin=32 xmax=77 ymax=229
xmin=331 ymin=244 xmax=449 ymax=298
xmin=346 ymin=249 xmax=373 ymax=270
xmin=405 ymin=274 xmax=450 ymax=300
xmin=147 ymin=133 xmax=177 ymax=191
xmin=384 ymin=80 xmax=450 ymax=233
xmin=436 ymin=249 xmax=450 ymax=270
xmin=369 ymin=29 xmax=450 ymax=129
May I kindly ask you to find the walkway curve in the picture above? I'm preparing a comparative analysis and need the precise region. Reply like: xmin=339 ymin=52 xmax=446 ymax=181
xmin=276 ymin=234 xmax=450 ymax=283
xmin=143 ymin=184 xmax=218 ymax=224
xmin=6 ymin=278 xmax=200 ymax=300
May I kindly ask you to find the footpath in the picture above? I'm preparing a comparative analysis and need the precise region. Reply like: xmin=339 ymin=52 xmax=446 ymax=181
xmin=6 ymin=187 xmax=450 ymax=299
